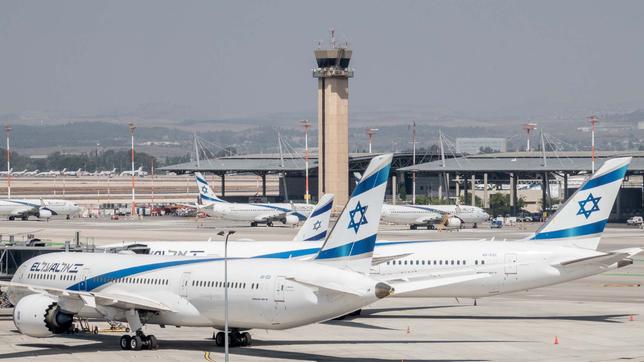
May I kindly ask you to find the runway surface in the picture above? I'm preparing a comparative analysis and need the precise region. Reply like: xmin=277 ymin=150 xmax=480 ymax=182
xmin=0 ymin=217 xmax=643 ymax=361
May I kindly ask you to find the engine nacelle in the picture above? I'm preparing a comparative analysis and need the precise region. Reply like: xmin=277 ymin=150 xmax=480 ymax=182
xmin=283 ymin=214 xmax=300 ymax=225
xmin=13 ymin=294 xmax=74 ymax=337
xmin=37 ymin=208 xmax=52 ymax=219
xmin=445 ymin=217 xmax=462 ymax=228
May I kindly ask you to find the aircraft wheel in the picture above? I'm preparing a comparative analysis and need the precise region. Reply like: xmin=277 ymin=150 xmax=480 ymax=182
xmin=120 ymin=335 xmax=132 ymax=350
xmin=8 ymin=216 xmax=14 ymax=221
xmin=147 ymin=335 xmax=159 ymax=350
xmin=250 ymin=222 xmax=257 ymax=227
xmin=410 ymin=225 xmax=417 ymax=230
xmin=240 ymin=332 xmax=252 ymax=346
xmin=130 ymin=335 xmax=143 ymax=350
xmin=215 ymin=331 xmax=225 ymax=347
xmin=267 ymin=221 xmax=273 ymax=227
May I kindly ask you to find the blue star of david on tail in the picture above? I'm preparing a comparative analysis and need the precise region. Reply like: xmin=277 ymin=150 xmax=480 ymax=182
xmin=313 ymin=220 xmax=322 ymax=231
xmin=577 ymin=193 xmax=601 ymax=219
xmin=348 ymin=201 xmax=368 ymax=233
xmin=201 ymin=186 xmax=208 ymax=194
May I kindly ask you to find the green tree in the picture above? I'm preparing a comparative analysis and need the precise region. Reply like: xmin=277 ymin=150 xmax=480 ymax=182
xmin=489 ymin=193 xmax=525 ymax=217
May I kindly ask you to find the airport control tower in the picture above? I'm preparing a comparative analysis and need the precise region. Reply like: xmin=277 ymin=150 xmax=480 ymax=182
xmin=313 ymin=30 xmax=353 ymax=210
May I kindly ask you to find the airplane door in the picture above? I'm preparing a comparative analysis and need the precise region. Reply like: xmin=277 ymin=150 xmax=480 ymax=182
xmin=273 ymin=276 xmax=286 ymax=302
xmin=78 ymin=268 xmax=90 ymax=291
xmin=179 ymin=272 xmax=191 ymax=298
xmin=504 ymin=254 xmax=518 ymax=276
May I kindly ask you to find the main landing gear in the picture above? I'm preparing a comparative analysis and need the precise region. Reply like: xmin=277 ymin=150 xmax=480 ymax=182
xmin=120 ymin=331 xmax=159 ymax=350
xmin=214 ymin=330 xmax=252 ymax=347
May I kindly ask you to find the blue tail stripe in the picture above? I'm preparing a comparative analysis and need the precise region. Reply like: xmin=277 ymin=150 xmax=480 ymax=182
xmin=201 ymin=194 xmax=226 ymax=203
xmin=531 ymin=219 xmax=608 ymax=240
xmin=254 ymin=247 xmax=321 ymax=259
xmin=316 ymin=234 xmax=377 ymax=260
xmin=580 ymin=165 xmax=628 ymax=191
xmin=351 ymin=165 xmax=391 ymax=198
xmin=310 ymin=201 xmax=333 ymax=217
xmin=304 ymin=231 xmax=327 ymax=241
xmin=196 ymin=175 xmax=209 ymax=185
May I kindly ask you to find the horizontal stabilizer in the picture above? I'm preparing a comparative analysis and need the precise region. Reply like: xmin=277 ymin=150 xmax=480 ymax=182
xmin=286 ymin=276 xmax=362 ymax=296
xmin=389 ymin=273 xmax=491 ymax=295
xmin=556 ymin=247 xmax=642 ymax=269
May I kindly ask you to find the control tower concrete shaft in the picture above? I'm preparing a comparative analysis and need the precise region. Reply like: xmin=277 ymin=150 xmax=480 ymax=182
xmin=313 ymin=35 xmax=353 ymax=210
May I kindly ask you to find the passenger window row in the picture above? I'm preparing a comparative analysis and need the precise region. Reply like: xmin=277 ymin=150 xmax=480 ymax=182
xmin=385 ymin=259 xmax=486 ymax=266
xmin=192 ymin=280 xmax=260 ymax=290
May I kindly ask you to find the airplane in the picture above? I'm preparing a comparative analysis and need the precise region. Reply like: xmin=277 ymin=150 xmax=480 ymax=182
xmin=10 ymin=169 xmax=28 ymax=176
xmin=104 ymin=193 xmax=336 ymax=254
xmin=381 ymin=203 xmax=490 ymax=229
xmin=92 ymin=168 xmax=117 ymax=177
xmin=63 ymin=168 xmax=82 ymax=177
xmin=23 ymin=170 xmax=39 ymax=176
xmin=1 ymin=154 xmax=472 ymax=350
xmin=195 ymin=172 xmax=315 ymax=227
xmin=113 ymin=157 xmax=641 ymax=306
xmin=36 ymin=169 xmax=63 ymax=177
xmin=120 ymin=166 xmax=148 ymax=177
xmin=0 ymin=199 xmax=82 ymax=220
xmin=0 ymin=168 xmax=12 ymax=176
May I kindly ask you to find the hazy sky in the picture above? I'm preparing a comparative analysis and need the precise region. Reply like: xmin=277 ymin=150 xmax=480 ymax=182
xmin=1 ymin=1 xmax=644 ymax=119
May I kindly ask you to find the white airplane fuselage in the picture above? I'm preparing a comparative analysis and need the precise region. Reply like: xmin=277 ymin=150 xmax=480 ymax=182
xmin=0 ymin=199 xmax=81 ymax=219
xmin=381 ymin=204 xmax=490 ymax=226
xmin=9 ymin=253 xmax=384 ymax=331
xmin=106 ymin=238 xmax=626 ymax=299
xmin=205 ymin=202 xmax=315 ymax=224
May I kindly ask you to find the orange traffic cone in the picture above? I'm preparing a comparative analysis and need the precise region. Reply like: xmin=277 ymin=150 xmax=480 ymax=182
xmin=554 ymin=336 xmax=559 ymax=345
xmin=629 ymin=315 xmax=635 ymax=321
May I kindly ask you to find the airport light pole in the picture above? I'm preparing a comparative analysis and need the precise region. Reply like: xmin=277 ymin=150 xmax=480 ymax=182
xmin=300 ymin=120 xmax=311 ymax=204
xmin=366 ymin=128 xmax=379 ymax=154
xmin=128 ymin=122 xmax=136 ymax=217
xmin=589 ymin=115 xmax=599 ymax=173
xmin=411 ymin=122 xmax=416 ymax=204
xmin=4 ymin=124 xmax=11 ymax=199
xmin=218 ymin=230 xmax=236 ymax=362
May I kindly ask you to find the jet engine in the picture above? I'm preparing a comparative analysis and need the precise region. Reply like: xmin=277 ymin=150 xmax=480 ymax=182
xmin=37 ymin=208 xmax=53 ymax=219
xmin=282 ymin=214 xmax=300 ymax=225
xmin=444 ymin=217 xmax=462 ymax=228
xmin=13 ymin=294 xmax=74 ymax=337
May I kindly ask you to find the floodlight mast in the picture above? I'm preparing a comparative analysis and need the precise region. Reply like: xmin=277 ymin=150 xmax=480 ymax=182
xmin=4 ymin=124 xmax=11 ymax=199
xmin=301 ymin=120 xmax=312 ymax=204
xmin=589 ymin=115 xmax=599 ymax=173
xmin=128 ymin=122 xmax=137 ymax=217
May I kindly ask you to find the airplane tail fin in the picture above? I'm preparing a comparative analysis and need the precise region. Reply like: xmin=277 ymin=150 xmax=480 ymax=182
xmin=292 ymin=194 xmax=334 ymax=242
xmin=531 ymin=157 xmax=631 ymax=250
xmin=314 ymin=154 xmax=392 ymax=274
xmin=195 ymin=172 xmax=227 ymax=205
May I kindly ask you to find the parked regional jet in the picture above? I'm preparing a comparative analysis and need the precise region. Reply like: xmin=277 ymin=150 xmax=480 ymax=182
xmin=381 ymin=203 xmax=490 ymax=229
xmin=117 ymin=157 xmax=640 ymax=304
xmin=92 ymin=168 xmax=117 ymax=177
xmin=0 ymin=168 xmax=12 ymax=176
xmin=0 ymin=199 xmax=82 ymax=220
xmin=23 ymin=170 xmax=39 ymax=176
xmin=63 ymin=168 xmax=82 ymax=177
xmin=36 ymin=169 xmax=63 ymax=177
xmin=1 ymin=154 xmax=475 ymax=350
xmin=120 ymin=166 xmax=148 ymax=177
xmin=195 ymin=172 xmax=315 ymax=226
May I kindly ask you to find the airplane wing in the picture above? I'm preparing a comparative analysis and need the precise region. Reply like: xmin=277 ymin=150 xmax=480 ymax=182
xmin=554 ymin=248 xmax=642 ymax=269
xmin=0 ymin=281 xmax=175 ymax=312
xmin=253 ymin=212 xmax=283 ymax=222
xmin=415 ymin=215 xmax=443 ymax=224
xmin=9 ymin=206 xmax=38 ymax=217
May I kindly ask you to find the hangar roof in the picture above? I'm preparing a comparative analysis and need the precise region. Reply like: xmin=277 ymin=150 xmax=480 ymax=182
xmin=399 ymin=151 xmax=644 ymax=174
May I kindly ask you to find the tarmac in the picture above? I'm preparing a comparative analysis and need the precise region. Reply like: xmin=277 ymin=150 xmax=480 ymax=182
xmin=0 ymin=217 xmax=643 ymax=361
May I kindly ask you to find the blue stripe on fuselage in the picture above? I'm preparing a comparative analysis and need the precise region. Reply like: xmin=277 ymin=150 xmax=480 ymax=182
xmin=67 ymin=257 xmax=224 ymax=292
